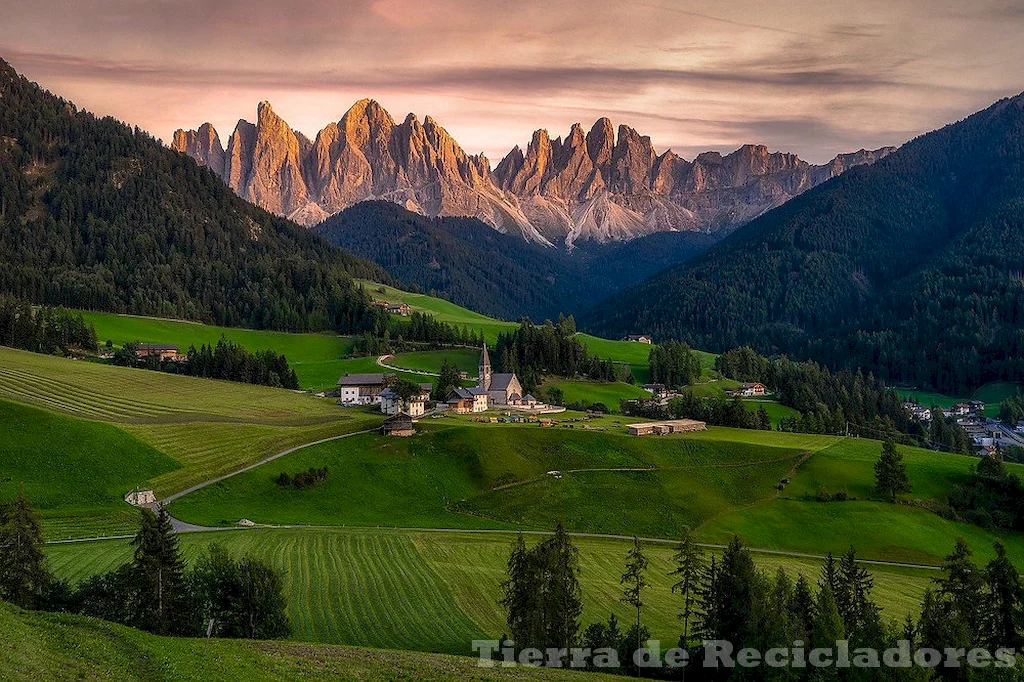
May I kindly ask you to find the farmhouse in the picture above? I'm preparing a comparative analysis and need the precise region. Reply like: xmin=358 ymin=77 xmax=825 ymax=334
xmin=381 ymin=412 xmax=416 ymax=437
xmin=627 ymin=419 xmax=707 ymax=436
xmin=380 ymin=383 xmax=432 ymax=417
xmin=386 ymin=302 xmax=411 ymax=316
xmin=738 ymin=382 xmax=767 ymax=397
xmin=642 ymin=383 xmax=667 ymax=398
xmin=124 ymin=488 xmax=157 ymax=506
xmin=337 ymin=373 xmax=387 ymax=405
xmin=624 ymin=334 xmax=653 ymax=344
xmin=447 ymin=387 xmax=489 ymax=413
xmin=136 ymin=343 xmax=181 ymax=361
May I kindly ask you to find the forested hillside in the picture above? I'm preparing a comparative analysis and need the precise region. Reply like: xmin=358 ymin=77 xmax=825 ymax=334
xmin=588 ymin=92 xmax=1024 ymax=394
xmin=316 ymin=201 xmax=716 ymax=320
xmin=0 ymin=59 xmax=388 ymax=332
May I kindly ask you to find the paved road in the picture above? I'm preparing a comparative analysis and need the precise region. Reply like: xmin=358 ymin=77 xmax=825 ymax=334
xmin=48 ymin=425 xmax=942 ymax=572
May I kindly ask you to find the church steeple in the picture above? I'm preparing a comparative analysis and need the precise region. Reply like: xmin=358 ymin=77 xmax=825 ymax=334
xmin=478 ymin=343 xmax=491 ymax=391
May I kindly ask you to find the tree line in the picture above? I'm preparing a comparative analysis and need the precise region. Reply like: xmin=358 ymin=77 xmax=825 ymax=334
xmin=498 ymin=524 xmax=1023 ymax=678
xmin=495 ymin=316 xmax=633 ymax=394
xmin=715 ymin=347 xmax=971 ymax=453
xmin=0 ymin=493 xmax=289 ymax=640
xmin=648 ymin=340 xmax=703 ymax=389
xmin=0 ymin=296 xmax=97 ymax=355
xmin=112 ymin=338 xmax=300 ymax=390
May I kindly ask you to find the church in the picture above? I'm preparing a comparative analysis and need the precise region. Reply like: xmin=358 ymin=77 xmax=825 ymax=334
xmin=477 ymin=344 xmax=523 ymax=406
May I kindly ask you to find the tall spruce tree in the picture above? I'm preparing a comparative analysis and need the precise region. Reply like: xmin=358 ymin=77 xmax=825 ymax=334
xmin=982 ymin=541 xmax=1023 ymax=650
xmin=0 ymin=491 xmax=51 ymax=609
xmin=131 ymin=507 xmax=192 ymax=635
xmin=669 ymin=526 xmax=706 ymax=645
xmin=538 ymin=522 xmax=583 ymax=650
xmin=621 ymin=537 xmax=651 ymax=660
xmin=874 ymin=440 xmax=911 ymax=502
xmin=500 ymin=533 xmax=538 ymax=650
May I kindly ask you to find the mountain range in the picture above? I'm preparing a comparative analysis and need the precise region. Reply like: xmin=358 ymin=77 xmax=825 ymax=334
xmin=172 ymin=100 xmax=894 ymax=246
xmin=586 ymin=91 xmax=1024 ymax=394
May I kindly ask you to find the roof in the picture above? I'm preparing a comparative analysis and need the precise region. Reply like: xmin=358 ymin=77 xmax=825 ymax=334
xmin=419 ymin=383 xmax=433 ymax=392
xmin=509 ymin=393 xmax=521 ymax=402
xmin=523 ymin=394 xmax=537 ymax=402
xmin=488 ymin=374 xmax=517 ymax=391
xmin=449 ymin=388 xmax=473 ymax=400
xmin=469 ymin=387 xmax=489 ymax=396
xmin=337 ymin=373 xmax=385 ymax=386
xmin=379 ymin=388 xmax=397 ymax=399
xmin=137 ymin=343 xmax=179 ymax=351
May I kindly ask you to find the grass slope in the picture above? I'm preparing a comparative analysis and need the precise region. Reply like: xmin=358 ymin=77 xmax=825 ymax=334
xmin=168 ymin=419 xmax=1024 ymax=567
xmin=0 ymin=600 xmax=627 ymax=682
xmin=46 ymin=528 xmax=934 ymax=655
xmin=0 ymin=400 xmax=179 ymax=539
xmin=0 ymin=347 xmax=380 ymax=536
xmin=80 ymin=310 xmax=357 ymax=391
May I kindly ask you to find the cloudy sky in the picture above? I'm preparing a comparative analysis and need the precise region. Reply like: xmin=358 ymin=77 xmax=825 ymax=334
xmin=2 ymin=0 xmax=1022 ymax=163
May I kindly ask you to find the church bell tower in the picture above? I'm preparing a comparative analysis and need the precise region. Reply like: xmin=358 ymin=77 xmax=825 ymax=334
xmin=478 ymin=344 xmax=491 ymax=391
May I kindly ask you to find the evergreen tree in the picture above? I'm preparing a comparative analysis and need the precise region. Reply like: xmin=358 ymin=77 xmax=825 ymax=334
xmin=620 ymin=537 xmax=651 ymax=660
xmin=982 ymin=541 xmax=1022 ymax=650
xmin=874 ymin=440 xmax=911 ymax=502
xmin=433 ymin=358 xmax=464 ymax=400
xmin=0 ymin=491 xmax=52 ymax=609
xmin=538 ymin=522 xmax=583 ymax=650
xmin=668 ymin=526 xmax=706 ymax=644
xmin=131 ymin=507 xmax=192 ymax=635
xmin=935 ymin=538 xmax=984 ymax=636
xmin=838 ymin=546 xmax=875 ymax=638
xmin=811 ymin=583 xmax=845 ymax=681
xmin=499 ymin=533 xmax=539 ymax=650
xmin=789 ymin=573 xmax=816 ymax=644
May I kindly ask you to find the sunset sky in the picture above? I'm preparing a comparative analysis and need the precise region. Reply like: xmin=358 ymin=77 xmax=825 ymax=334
xmin=3 ymin=0 xmax=1023 ymax=164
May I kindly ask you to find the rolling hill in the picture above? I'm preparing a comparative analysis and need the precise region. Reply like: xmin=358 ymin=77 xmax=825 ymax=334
xmin=0 ymin=58 xmax=386 ymax=332
xmin=587 ymin=92 xmax=1024 ymax=395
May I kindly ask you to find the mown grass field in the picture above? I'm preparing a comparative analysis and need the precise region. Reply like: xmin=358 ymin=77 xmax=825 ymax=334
xmin=45 ymin=527 xmax=935 ymax=656
xmin=167 ymin=419 xmax=1024 ymax=567
xmin=79 ymin=310 xmax=357 ymax=391
xmin=0 ymin=400 xmax=179 ymax=539
xmin=0 ymin=599 xmax=630 ymax=682
xmin=0 ymin=347 xmax=381 ymax=537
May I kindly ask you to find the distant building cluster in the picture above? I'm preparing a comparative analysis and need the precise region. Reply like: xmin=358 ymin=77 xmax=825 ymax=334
xmin=136 ymin=343 xmax=184 ymax=361
xmin=623 ymin=334 xmax=653 ymax=344
xmin=336 ymin=345 xmax=548 ymax=427
xmin=901 ymin=400 xmax=985 ymax=423
xmin=371 ymin=300 xmax=411 ymax=316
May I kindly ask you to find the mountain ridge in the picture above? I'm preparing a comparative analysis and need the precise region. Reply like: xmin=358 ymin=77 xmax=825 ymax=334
xmin=173 ymin=100 xmax=895 ymax=246
xmin=583 ymin=91 xmax=1024 ymax=394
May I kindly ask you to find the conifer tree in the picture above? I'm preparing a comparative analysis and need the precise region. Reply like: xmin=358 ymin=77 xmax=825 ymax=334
xmin=788 ymin=573 xmax=816 ymax=644
xmin=620 ymin=537 xmax=651 ymax=660
xmin=669 ymin=526 xmax=706 ymax=645
xmin=982 ymin=541 xmax=1023 ymax=649
xmin=539 ymin=521 xmax=583 ymax=650
xmin=874 ymin=440 xmax=911 ymax=502
xmin=0 ymin=491 xmax=51 ymax=609
xmin=131 ymin=507 xmax=191 ymax=635
xmin=500 ymin=533 xmax=537 ymax=650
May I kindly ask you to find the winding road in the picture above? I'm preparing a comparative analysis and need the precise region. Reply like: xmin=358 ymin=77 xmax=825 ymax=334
xmin=47 ymin=426 xmax=944 ymax=572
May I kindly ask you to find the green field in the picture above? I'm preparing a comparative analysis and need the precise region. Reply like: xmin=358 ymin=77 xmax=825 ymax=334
xmin=358 ymin=281 xmax=518 ymax=344
xmin=45 ymin=527 xmax=935 ymax=656
xmin=389 ymin=348 xmax=481 ymax=376
xmin=80 ymin=310 xmax=358 ymax=391
xmin=0 ymin=347 xmax=381 ymax=537
xmin=0 ymin=599 xmax=629 ymax=682
xmin=0 ymin=400 xmax=180 ymax=539
xmin=741 ymin=399 xmax=801 ymax=426
xmin=540 ymin=380 xmax=650 ymax=411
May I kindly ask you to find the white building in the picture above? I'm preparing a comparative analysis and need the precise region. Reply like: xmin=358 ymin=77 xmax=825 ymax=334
xmin=379 ymin=383 xmax=432 ymax=417
xmin=337 ymin=373 xmax=387 ymax=405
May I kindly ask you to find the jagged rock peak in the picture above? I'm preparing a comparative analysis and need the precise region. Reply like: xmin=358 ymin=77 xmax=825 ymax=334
xmin=172 ymin=100 xmax=897 ymax=244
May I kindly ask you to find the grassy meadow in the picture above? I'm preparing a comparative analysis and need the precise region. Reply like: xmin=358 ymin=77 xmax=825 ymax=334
xmin=0 ymin=600 xmax=630 ymax=682
xmin=80 ymin=310 xmax=358 ymax=391
xmin=46 ymin=527 xmax=936 ymax=655
xmin=0 ymin=347 xmax=381 ymax=537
